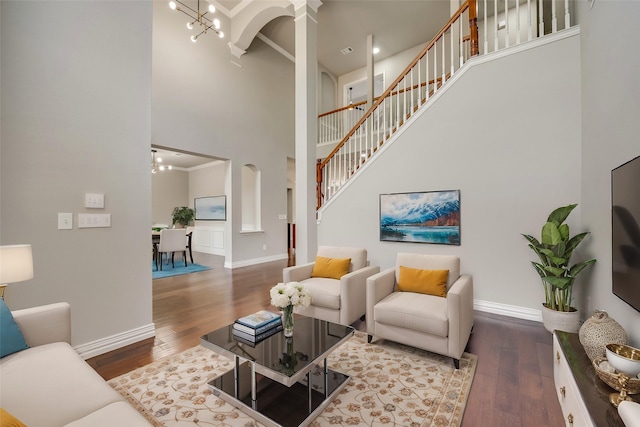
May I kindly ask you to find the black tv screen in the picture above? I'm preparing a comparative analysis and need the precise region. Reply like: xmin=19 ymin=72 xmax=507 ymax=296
xmin=612 ymin=155 xmax=640 ymax=312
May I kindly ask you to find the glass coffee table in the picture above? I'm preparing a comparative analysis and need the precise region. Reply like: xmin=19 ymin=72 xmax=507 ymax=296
xmin=200 ymin=316 xmax=354 ymax=427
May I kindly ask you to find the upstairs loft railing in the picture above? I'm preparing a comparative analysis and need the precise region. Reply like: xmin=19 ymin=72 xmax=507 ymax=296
xmin=318 ymin=101 xmax=368 ymax=145
xmin=316 ymin=0 xmax=575 ymax=210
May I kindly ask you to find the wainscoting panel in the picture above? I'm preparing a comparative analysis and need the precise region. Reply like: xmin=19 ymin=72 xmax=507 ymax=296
xmin=192 ymin=226 xmax=225 ymax=256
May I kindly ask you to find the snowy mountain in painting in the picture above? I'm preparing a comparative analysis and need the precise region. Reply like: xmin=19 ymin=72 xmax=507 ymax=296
xmin=380 ymin=196 xmax=460 ymax=228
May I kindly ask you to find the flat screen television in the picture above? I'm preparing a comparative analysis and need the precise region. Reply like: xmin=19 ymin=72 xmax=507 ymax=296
xmin=611 ymin=155 xmax=640 ymax=312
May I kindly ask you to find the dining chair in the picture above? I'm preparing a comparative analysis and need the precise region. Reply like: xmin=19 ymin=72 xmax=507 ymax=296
xmin=186 ymin=226 xmax=194 ymax=264
xmin=157 ymin=229 xmax=188 ymax=270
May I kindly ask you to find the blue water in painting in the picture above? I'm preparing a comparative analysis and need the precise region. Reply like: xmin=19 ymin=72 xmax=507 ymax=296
xmin=380 ymin=226 xmax=460 ymax=245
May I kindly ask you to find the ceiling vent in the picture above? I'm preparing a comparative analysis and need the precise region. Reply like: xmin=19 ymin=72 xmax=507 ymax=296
xmin=341 ymin=47 xmax=353 ymax=55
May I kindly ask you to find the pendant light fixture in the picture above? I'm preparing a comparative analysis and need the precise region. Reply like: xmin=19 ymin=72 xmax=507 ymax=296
xmin=151 ymin=150 xmax=173 ymax=174
xmin=168 ymin=0 xmax=224 ymax=43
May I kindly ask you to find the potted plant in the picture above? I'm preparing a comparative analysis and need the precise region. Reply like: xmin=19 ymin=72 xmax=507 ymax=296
xmin=171 ymin=206 xmax=195 ymax=228
xmin=522 ymin=204 xmax=596 ymax=333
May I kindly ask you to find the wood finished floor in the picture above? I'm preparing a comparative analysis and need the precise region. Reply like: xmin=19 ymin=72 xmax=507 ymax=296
xmin=87 ymin=254 xmax=565 ymax=426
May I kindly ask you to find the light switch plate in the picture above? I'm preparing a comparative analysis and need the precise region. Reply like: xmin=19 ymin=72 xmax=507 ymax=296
xmin=58 ymin=213 xmax=73 ymax=230
xmin=85 ymin=193 xmax=104 ymax=209
xmin=78 ymin=213 xmax=111 ymax=228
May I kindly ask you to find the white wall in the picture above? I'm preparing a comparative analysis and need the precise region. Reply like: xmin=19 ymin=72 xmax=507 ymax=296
xmin=577 ymin=0 xmax=640 ymax=346
xmin=152 ymin=3 xmax=294 ymax=266
xmin=152 ymin=169 xmax=189 ymax=226
xmin=189 ymin=163 xmax=227 ymax=201
xmin=1 ymin=1 xmax=153 ymax=353
xmin=318 ymin=33 xmax=582 ymax=318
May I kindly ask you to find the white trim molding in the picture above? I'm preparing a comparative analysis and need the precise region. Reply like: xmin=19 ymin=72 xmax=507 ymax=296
xmin=228 ymin=42 xmax=247 ymax=58
xmin=74 ymin=323 xmax=156 ymax=360
xmin=474 ymin=299 xmax=542 ymax=322
xmin=225 ymin=253 xmax=289 ymax=269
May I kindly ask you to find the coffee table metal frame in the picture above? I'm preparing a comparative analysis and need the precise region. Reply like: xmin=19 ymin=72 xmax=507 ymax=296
xmin=200 ymin=316 xmax=354 ymax=427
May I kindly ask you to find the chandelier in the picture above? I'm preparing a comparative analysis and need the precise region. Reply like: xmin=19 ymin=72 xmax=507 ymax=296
xmin=151 ymin=150 xmax=173 ymax=174
xmin=169 ymin=0 xmax=224 ymax=43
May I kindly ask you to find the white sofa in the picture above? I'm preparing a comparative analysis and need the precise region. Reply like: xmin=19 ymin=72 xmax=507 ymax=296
xmin=0 ymin=302 xmax=151 ymax=427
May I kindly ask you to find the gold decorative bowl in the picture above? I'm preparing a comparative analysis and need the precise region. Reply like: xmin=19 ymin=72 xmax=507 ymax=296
xmin=593 ymin=357 xmax=640 ymax=394
xmin=606 ymin=343 xmax=640 ymax=376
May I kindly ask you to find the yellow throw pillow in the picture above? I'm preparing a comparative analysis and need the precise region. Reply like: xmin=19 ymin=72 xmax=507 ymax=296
xmin=311 ymin=256 xmax=351 ymax=280
xmin=0 ymin=408 xmax=27 ymax=427
xmin=397 ymin=266 xmax=449 ymax=297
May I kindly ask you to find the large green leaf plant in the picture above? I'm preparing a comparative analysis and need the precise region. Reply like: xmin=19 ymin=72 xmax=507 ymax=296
xmin=522 ymin=204 xmax=596 ymax=312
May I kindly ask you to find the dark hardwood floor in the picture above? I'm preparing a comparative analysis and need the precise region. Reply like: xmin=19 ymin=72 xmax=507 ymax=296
xmin=87 ymin=253 xmax=565 ymax=426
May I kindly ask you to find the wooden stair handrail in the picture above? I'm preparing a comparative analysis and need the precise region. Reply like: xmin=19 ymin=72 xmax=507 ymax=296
xmin=318 ymin=100 xmax=368 ymax=118
xmin=318 ymin=0 xmax=477 ymax=171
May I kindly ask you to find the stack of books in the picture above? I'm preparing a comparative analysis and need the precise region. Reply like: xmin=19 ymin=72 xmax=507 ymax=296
xmin=232 ymin=310 xmax=283 ymax=344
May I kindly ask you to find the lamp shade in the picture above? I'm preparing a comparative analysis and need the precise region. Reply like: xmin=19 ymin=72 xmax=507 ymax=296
xmin=0 ymin=245 xmax=34 ymax=284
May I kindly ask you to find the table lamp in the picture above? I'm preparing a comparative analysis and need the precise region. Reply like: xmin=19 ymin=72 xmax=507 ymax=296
xmin=0 ymin=244 xmax=34 ymax=299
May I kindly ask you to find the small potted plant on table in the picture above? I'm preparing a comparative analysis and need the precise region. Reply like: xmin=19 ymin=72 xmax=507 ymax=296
xmin=171 ymin=206 xmax=195 ymax=228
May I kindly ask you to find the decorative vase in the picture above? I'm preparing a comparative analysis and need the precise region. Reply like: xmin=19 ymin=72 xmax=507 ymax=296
xmin=579 ymin=310 xmax=627 ymax=362
xmin=541 ymin=304 xmax=580 ymax=334
xmin=283 ymin=305 xmax=294 ymax=337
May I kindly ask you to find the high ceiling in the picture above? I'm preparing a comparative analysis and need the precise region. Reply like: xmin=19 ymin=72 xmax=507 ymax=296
xmin=219 ymin=0 xmax=451 ymax=77
xmin=156 ymin=1 xmax=453 ymax=166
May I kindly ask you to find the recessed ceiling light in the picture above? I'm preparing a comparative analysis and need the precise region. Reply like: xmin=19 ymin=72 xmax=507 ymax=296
xmin=341 ymin=47 xmax=354 ymax=55
xmin=373 ymin=47 xmax=380 ymax=55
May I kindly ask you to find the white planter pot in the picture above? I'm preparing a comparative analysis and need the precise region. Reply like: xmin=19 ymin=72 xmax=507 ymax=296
xmin=541 ymin=304 xmax=580 ymax=334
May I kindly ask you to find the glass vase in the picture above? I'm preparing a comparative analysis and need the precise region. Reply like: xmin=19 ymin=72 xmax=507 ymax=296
xmin=283 ymin=305 xmax=294 ymax=337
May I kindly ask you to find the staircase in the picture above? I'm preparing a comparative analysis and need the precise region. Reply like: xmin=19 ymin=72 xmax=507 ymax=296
xmin=316 ymin=0 xmax=576 ymax=211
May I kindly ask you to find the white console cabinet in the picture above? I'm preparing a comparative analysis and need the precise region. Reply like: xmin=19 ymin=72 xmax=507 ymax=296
xmin=554 ymin=332 xmax=595 ymax=426
xmin=553 ymin=331 xmax=626 ymax=427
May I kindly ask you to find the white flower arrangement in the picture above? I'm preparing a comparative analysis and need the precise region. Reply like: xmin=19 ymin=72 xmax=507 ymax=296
xmin=270 ymin=281 xmax=311 ymax=310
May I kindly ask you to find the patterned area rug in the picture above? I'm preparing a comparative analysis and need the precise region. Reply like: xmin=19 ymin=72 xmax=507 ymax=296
xmin=108 ymin=332 xmax=477 ymax=427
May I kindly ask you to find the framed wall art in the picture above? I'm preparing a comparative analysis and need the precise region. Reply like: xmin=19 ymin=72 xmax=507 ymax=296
xmin=195 ymin=195 xmax=226 ymax=221
xmin=379 ymin=190 xmax=460 ymax=245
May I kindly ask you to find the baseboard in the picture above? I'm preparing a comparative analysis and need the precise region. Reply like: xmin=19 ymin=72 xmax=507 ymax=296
xmin=74 ymin=323 xmax=156 ymax=360
xmin=474 ymin=299 xmax=542 ymax=322
xmin=224 ymin=253 xmax=289 ymax=269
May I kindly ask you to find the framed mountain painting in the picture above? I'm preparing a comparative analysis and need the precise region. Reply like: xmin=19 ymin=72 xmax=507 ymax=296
xmin=379 ymin=190 xmax=460 ymax=245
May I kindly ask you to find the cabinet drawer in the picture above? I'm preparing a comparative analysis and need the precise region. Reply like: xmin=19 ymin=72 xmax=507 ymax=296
xmin=553 ymin=333 xmax=595 ymax=427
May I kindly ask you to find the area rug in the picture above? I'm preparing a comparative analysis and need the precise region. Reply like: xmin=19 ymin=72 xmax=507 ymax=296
xmin=152 ymin=260 xmax=210 ymax=279
xmin=108 ymin=331 xmax=477 ymax=427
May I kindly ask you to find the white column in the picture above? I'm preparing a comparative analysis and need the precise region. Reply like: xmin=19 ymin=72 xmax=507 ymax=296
xmin=293 ymin=0 xmax=320 ymax=263
xmin=366 ymin=34 xmax=374 ymax=110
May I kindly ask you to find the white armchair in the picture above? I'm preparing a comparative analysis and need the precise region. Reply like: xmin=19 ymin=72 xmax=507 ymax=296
xmin=366 ymin=253 xmax=474 ymax=369
xmin=283 ymin=246 xmax=379 ymax=326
